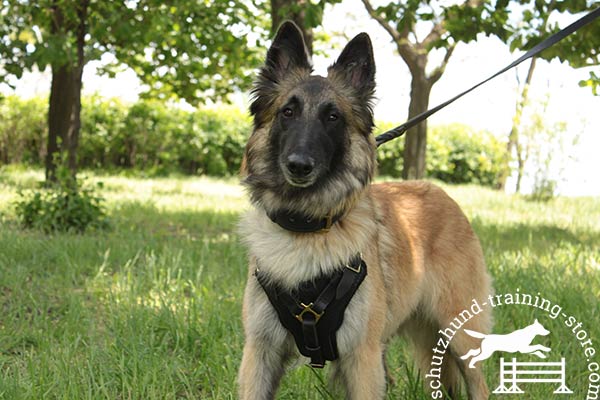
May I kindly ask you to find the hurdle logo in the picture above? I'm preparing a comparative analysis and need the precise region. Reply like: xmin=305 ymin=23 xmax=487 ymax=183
xmin=460 ymin=319 xmax=572 ymax=395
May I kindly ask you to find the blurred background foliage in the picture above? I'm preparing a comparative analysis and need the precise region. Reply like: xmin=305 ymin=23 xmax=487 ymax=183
xmin=1 ymin=95 xmax=505 ymax=186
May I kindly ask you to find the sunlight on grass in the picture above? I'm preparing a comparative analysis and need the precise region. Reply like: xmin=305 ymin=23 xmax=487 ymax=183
xmin=95 ymin=174 xmax=248 ymax=213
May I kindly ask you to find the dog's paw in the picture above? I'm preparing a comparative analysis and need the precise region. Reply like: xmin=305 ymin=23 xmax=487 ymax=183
xmin=532 ymin=350 xmax=547 ymax=358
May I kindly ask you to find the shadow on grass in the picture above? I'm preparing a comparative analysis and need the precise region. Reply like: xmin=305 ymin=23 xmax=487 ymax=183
xmin=471 ymin=217 xmax=600 ymax=254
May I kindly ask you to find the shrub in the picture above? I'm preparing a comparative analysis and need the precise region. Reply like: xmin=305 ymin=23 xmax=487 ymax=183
xmin=375 ymin=121 xmax=405 ymax=178
xmin=376 ymin=122 xmax=505 ymax=187
xmin=192 ymin=107 xmax=251 ymax=176
xmin=14 ymin=166 xmax=109 ymax=233
xmin=79 ymin=96 xmax=127 ymax=169
xmin=0 ymin=96 xmax=46 ymax=165
xmin=527 ymin=178 xmax=557 ymax=202
xmin=427 ymin=124 xmax=506 ymax=187
xmin=2 ymin=96 xmax=505 ymax=185
xmin=78 ymin=99 xmax=251 ymax=176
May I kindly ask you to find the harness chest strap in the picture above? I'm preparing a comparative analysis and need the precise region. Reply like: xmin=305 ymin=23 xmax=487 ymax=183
xmin=255 ymin=254 xmax=367 ymax=368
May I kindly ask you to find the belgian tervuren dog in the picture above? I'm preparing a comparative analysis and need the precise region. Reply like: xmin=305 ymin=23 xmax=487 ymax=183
xmin=238 ymin=21 xmax=492 ymax=400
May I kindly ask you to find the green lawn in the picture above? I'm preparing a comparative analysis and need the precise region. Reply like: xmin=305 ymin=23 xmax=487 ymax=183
xmin=0 ymin=167 xmax=598 ymax=399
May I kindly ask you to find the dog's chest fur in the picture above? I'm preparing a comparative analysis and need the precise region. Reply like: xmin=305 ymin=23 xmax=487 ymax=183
xmin=239 ymin=194 xmax=379 ymax=357
xmin=239 ymin=195 xmax=377 ymax=290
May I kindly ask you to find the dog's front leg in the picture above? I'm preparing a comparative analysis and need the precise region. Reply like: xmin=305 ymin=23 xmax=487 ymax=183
xmin=239 ymin=339 xmax=288 ymax=400
xmin=336 ymin=342 xmax=386 ymax=400
xmin=239 ymin=276 xmax=290 ymax=400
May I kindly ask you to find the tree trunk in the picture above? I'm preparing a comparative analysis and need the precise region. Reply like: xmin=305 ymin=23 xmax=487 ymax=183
xmin=45 ymin=1 xmax=88 ymax=183
xmin=46 ymin=65 xmax=75 ymax=183
xmin=403 ymin=75 xmax=432 ymax=180
xmin=67 ymin=64 xmax=84 ymax=176
xmin=270 ymin=0 xmax=313 ymax=55
xmin=497 ymin=57 xmax=537 ymax=192
xmin=515 ymin=147 xmax=525 ymax=192
xmin=68 ymin=2 xmax=87 ymax=176
xmin=361 ymin=0 xmax=455 ymax=181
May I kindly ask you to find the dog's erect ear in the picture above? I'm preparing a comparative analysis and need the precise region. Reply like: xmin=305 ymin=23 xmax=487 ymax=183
xmin=328 ymin=33 xmax=375 ymax=92
xmin=265 ymin=21 xmax=311 ymax=78
xmin=250 ymin=21 xmax=311 ymax=127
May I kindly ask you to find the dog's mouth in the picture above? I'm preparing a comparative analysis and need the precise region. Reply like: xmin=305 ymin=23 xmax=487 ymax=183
xmin=281 ymin=168 xmax=319 ymax=188
xmin=279 ymin=155 xmax=322 ymax=188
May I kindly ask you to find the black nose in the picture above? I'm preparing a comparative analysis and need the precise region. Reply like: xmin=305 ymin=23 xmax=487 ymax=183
xmin=286 ymin=154 xmax=315 ymax=177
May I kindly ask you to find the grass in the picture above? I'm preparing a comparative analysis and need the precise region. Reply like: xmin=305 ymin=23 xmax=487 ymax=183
xmin=0 ymin=166 xmax=598 ymax=399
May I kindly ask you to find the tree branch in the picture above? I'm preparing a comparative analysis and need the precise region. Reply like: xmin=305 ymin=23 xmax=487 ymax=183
xmin=361 ymin=0 xmax=420 ymax=73
xmin=421 ymin=22 xmax=444 ymax=49
xmin=428 ymin=43 xmax=455 ymax=84
xmin=360 ymin=0 xmax=401 ymax=42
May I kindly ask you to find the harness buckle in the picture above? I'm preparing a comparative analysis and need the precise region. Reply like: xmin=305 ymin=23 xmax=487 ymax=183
xmin=295 ymin=302 xmax=324 ymax=323
xmin=345 ymin=261 xmax=362 ymax=273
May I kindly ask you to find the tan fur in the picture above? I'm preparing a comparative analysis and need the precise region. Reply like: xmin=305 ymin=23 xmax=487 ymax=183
xmin=239 ymin=180 xmax=493 ymax=399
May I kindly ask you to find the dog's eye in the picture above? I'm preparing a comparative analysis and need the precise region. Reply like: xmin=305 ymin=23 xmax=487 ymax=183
xmin=328 ymin=113 xmax=339 ymax=122
xmin=282 ymin=108 xmax=294 ymax=118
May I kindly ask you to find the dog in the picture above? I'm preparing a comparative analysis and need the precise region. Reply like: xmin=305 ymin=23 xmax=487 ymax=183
xmin=238 ymin=21 xmax=493 ymax=400
xmin=461 ymin=319 xmax=551 ymax=368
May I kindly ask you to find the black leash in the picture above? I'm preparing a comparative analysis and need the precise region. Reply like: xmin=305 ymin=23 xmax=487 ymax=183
xmin=375 ymin=6 xmax=600 ymax=148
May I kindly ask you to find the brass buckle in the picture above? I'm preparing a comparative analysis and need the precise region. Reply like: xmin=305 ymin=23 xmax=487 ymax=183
xmin=321 ymin=214 xmax=333 ymax=233
xmin=295 ymin=302 xmax=324 ymax=322
xmin=345 ymin=254 xmax=363 ymax=273
xmin=345 ymin=262 xmax=361 ymax=273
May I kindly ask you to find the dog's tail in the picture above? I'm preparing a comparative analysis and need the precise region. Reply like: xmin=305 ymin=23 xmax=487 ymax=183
xmin=463 ymin=329 xmax=486 ymax=339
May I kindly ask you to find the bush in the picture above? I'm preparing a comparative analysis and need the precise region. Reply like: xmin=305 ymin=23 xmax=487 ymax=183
xmin=14 ymin=166 xmax=109 ymax=233
xmin=376 ymin=122 xmax=506 ymax=187
xmin=428 ymin=124 xmax=506 ymax=187
xmin=527 ymin=178 xmax=557 ymax=202
xmin=78 ymin=97 xmax=251 ymax=176
xmin=78 ymin=96 xmax=127 ymax=169
xmin=1 ymin=96 xmax=504 ymax=185
xmin=0 ymin=96 xmax=47 ymax=165
xmin=0 ymin=95 xmax=250 ymax=176
xmin=375 ymin=121 xmax=405 ymax=178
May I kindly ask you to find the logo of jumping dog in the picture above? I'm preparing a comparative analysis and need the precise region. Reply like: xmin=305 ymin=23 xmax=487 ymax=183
xmin=460 ymin=319 xmax=551 ymax=368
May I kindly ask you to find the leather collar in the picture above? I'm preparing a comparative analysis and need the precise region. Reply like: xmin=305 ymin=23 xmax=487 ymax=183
xmin=267 ymin=210 xmax=342 ymax=233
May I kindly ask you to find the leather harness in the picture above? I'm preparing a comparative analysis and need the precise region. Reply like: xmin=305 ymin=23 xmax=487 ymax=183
xmin=255 ymin=210 xmax=368 ymax=368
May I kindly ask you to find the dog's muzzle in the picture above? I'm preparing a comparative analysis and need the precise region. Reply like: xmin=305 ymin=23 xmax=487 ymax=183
xmin=282 ymin=153 xmax=318 ymax=187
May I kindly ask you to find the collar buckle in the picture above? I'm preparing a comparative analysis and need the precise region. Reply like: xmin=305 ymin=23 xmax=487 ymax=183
xmin=321 ymin=214 xmax=334 ymax=233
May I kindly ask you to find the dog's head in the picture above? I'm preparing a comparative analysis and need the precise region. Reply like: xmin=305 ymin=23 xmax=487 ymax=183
xmin=532 ymin=319 xmax=550 ymax=336
xmin=242 ymin=21 xmax=377 ymax=217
